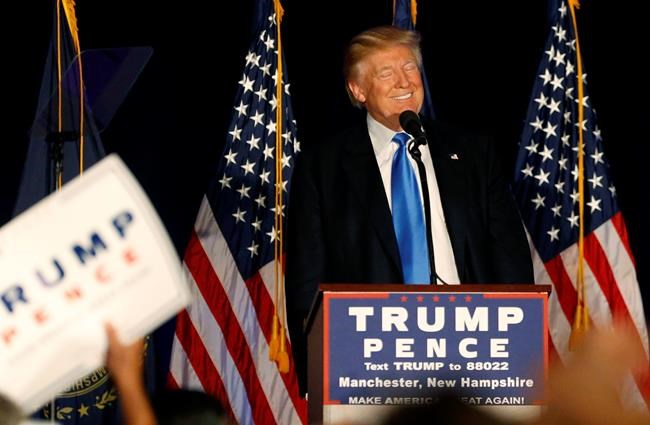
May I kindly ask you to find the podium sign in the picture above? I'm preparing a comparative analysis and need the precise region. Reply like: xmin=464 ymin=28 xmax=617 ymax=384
xmin=324 ymin=290 xmax=547 ymax=407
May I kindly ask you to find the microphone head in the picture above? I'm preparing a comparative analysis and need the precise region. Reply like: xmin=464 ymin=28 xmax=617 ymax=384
xmin=399 ymin=110 xmax=424 ymax=139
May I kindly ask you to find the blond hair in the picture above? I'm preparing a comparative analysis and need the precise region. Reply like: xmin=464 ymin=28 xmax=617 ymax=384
xmin=343 ymin=26 xmax=423 ymax=108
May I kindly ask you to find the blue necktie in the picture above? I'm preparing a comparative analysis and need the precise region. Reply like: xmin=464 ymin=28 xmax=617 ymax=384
xmin=391 ymin=132 xmax=429 ymax=284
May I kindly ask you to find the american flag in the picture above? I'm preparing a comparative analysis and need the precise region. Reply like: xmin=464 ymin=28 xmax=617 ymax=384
xmin=168 ymin=1 xmax=307 ymax=423
xmin=513 ymin=0 xmax=649 ymax=407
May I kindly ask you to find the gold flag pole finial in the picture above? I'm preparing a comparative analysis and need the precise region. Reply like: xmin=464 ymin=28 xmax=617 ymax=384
xmin=411 ymin=0 xmax=418 ymax=25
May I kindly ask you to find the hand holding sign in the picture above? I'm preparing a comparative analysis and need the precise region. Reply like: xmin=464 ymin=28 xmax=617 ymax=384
xmin=0 ymin=155 xmax=190 ymax=413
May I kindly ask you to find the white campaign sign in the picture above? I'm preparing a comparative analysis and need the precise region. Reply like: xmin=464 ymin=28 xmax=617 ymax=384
xmin=0 ymin=154 xmax=190 ymax=412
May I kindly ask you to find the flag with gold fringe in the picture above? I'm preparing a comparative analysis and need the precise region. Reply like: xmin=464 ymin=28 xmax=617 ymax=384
xmin=167 ymin=0 xmax=307 ymax=423
xmin=17 ymin=1 xmax=115 ymax=422
xmin=13 ymin=0 xmax=105 ymax=217
xmin=513 ymin=0 xmax=650 ymax=408
xmin=16 ymin=1 xmax=155 ymax=423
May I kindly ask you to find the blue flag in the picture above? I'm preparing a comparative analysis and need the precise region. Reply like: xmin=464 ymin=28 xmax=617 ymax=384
xmin=392 ymin=0 xmax=435 ymax=119
xmin=17 ymin=3 xmax=154 ymax=423
xmin=13 ymin=15 xmax=104 ymax=216
xmin=19 ymin=4 xmax=111 ymax=423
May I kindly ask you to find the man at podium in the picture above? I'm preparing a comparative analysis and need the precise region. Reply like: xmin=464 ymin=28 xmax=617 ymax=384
xmin=286 ymin=26 xmax=533 ymax=393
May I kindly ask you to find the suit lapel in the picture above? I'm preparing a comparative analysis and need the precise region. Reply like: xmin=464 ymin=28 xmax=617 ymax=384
xmin=341 ymin=127 xmax=402 ymax=275
xmin=427 ymin=129 xmax=467 ymax=280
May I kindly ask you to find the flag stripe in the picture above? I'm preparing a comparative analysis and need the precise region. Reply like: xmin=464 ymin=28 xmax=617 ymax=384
xmin=536 ymin=244 xmax=648 ymax=404
xmin=535 ymin=251 xmax=572 ymax=363
xmin=245 ymin=270 xmax=307 ymax=424
xmin=170 ymin=312 xmax=239 ymax=422
xmin=586 ymin=224 xmax=649 ymax=363
xmin=183 ymin=273 xmax=255 ymax=424
xmin=167 ymin=374 xmax=180 ymax=390
xmin=176 ymin=267 xmax=255 ymax=424
xmin=611 ymin=212 xmax=636 ymax=267
xmin=585 ymin=227 xmax=635 ymax=322
xmin=587 ymin=227 xmax=650 ymax=405
xmin=572 ymin=247 xmax=614 ymax=328
xmin=192 ymin=199 xmax=304 ymax=424
xmin=542 ymin=254 xmax=577 ymax=323
xmin=184 ymin=230 xmax=277 ymax=425
xmin=594 ymin=220 xmax=649 ymax=355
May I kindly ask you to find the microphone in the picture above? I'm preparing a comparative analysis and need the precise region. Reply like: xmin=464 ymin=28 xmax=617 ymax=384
xmin=399 ymin=110 xmax=427 ymax=146
xmin=397 ymin=110 xmax=448 ymax=285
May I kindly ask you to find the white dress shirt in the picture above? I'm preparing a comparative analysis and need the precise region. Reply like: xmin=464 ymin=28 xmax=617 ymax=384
xmin=367 ymin=114 xmax=460 ymax=284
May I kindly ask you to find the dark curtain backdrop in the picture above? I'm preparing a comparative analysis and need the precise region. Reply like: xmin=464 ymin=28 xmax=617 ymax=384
xmin=3 ymin=0 xmax=643 ymax=384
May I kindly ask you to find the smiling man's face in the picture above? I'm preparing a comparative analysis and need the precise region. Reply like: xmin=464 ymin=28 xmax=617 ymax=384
xmin=347 ymin=45 xmax=424 ymax=131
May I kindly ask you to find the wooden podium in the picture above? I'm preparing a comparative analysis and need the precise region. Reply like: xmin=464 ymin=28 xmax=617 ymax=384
xmin=306 ymin=284 xmax=550 ymax=425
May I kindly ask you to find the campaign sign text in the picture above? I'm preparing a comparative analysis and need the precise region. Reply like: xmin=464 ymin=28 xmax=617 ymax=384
xmin=323 ymin=292 xmax=547 ymax=406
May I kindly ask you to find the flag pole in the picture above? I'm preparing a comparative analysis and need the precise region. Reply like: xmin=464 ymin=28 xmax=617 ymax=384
xmin=270 ymin=0 xmax=290 ymax=373
xmin=567 ymin=0 xmax=590 ymax=350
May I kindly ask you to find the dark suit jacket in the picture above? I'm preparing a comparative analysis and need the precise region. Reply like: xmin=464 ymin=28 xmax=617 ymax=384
xmin=285 ymin=118 xmax=533 ymax=392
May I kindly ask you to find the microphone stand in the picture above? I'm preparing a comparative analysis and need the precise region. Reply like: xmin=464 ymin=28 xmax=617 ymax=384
xmin=408 ymin=137 xmax=447 ymax=285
